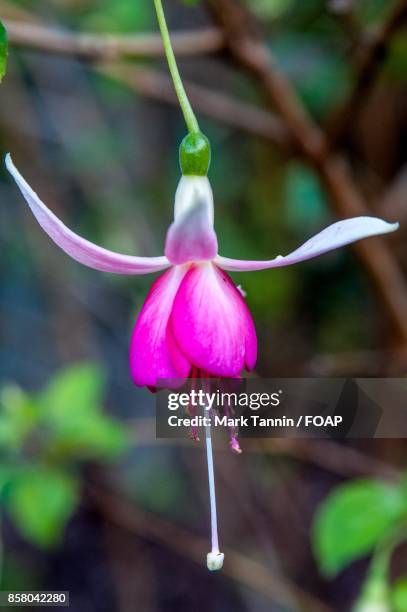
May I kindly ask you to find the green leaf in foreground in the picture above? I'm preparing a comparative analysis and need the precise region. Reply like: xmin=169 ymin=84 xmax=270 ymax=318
xmin=312 ymin=480 xmax=406 ymax=577
xmin=38 ymin=363 xmax=127 ymax=460
xmin=392 ymin=578 xmax=407 ymax=612
xmin=0 ymin=385 xmax=38 ymax=450
xmin=0 ymin=21 xmax=7 ymax=82
xmin=6 ymin=466 xmax=79 ymax=548
xmin=48 ymin=414 xmax=128 ymax=460
xmin=39 ymin=363 xmax=105 ymax=422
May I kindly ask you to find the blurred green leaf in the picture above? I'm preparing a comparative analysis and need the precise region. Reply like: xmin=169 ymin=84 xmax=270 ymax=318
xmin=392 ymin=578 xmax=407 ymax=612
xmin=0 ymin=21 xmax=8 ymax=82
xmin=399 ymin=470 xmax=407 ymax=503
xmin=39 ymin=363 xmax=105 ymax=422
xmin=38 ymin=363 xmax=127 ymax=460
xmin=0 ymin=465 xmax=16 ymax=497
xmin=80 ymin=416 xmax=127 ymax=457
xmin=246 ymin=0 xmax=294 ymax=20
xmin=0 ymin=363 xmax=127 ymax=549
xmin=82 ymin=0 xmax=152 ymax=33
xmin=48 ymin=414 xmax=128 ymax=460
xmin=354 ymin=577 xmax=391 ymax=612
xmin=6 ymin=466 xmax=79 ymax=548
xmin=0 ymin=385 xmax=37 ymax=450
xmin=312 ymin=480 xmax=406 ymax=577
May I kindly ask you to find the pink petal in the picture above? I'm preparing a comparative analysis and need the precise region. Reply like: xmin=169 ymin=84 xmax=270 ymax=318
xmin=164 ymin=195 xmax=218 ymax=264
xmin=6 ymin=154 xmax=169 ymax=275
xmin=215 ymin=217 xmax=399 ymax=272
xmin=170 ymin=263 xmax=257 ymax=377
xmin=166 ymin=325 xmax=191 ymax=379
xmin=130 ymin=266 xmax=191 ymax=387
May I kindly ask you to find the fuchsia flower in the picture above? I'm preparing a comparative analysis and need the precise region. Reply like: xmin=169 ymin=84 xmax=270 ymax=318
xmin=6 ymin=150 xmax=398 ymax=390
xmin=5 ymin=0 xmax=400 ymax=573
xmin=5 ymin=134 xmax=399 ymax=572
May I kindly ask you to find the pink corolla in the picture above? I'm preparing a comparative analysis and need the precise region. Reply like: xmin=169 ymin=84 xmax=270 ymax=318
xmin=5 ymin=150 xmax=398 ymax=390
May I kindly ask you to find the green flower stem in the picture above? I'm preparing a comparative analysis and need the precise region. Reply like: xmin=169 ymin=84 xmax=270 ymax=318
xmin=153 ymin=0 xmax=200 ymax=134
xmin=371 ymin=527 xmax=406 ymax=581
xmin=355 ymin=526 xmax=407 ymax=610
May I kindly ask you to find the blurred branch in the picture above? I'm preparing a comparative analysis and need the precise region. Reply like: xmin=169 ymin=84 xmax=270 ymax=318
xmin=260 ymin=439 xmax=400 ymax=481
xmin=4 ymin=11 xmax=290 ymax=148
xmin=4 ymin=19 xmax=224 ymax=59
xmin=0 ymin=0 xmax=36 ymax=22
xmin=96 ymin=63 xmax=292 ymax=149
xmin=207 ymin=0 xmax=407 ymax=346
xmin=130 ymin=419 xmax=399 ymax=480
xmin=90 ymin=485 xmax=332 ymax=612
xmin=377 ymin=164 xmax=407 ymax=222
xmin=327 ymin=0 xmax=361 ymax=45
xmin=328 ymin=0 xmax=407 ymax=147
xmin=306 ymin=348 xmax=407 ymax=376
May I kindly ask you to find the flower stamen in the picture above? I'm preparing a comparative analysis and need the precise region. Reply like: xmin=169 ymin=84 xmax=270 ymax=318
xmin=201 ymin=376 xmax=224 ymax=571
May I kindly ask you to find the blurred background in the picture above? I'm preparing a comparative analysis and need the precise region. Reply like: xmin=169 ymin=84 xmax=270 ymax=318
xmin=0 ymin=0 xmax=407 ymax=610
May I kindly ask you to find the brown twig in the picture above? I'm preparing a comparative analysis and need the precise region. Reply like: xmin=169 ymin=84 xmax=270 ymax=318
xmin=327 ymin=0 xmax=407 ymax=147
xmin=3 ymin=12 xmax=290 ymax=149
xmin=96 ymin=63 xmax=292 ymax=149
xmin=129 ymin=419 xmax=399 ymax=480
xmin=320 ymin=158 xmax=407 ymax=346
xmin=0 ymin=0 xmax=37 ymax=22
xmin=90 ymin=485 xmax=332 ymax=612
xmin=259 ymin=439 xmax=399 ymax=481
xmin=377 ymin=164 xmax=407 ymax=222
xmin=306 ymin=347 xmax=407 ymax=376
xmin=4 ymin=19 xmax=225 ymax=59
xmin=207 ymin=0 xmax=407 ymax=345
xmin=327 ymin=0 xmax=362 ymax=45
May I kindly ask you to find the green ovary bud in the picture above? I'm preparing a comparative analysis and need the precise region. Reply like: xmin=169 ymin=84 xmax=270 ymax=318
xmin=179 ymin=132 xmax=211 ymax=176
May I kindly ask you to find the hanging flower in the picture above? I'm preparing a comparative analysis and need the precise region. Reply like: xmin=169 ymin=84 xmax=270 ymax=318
xmin=5 ymin=134 xmax=399 ymax=572
xmin=5 ymin=140 xmax=398 ymax=390
xmin=5 ymin=0 xmax=400 ymax=576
